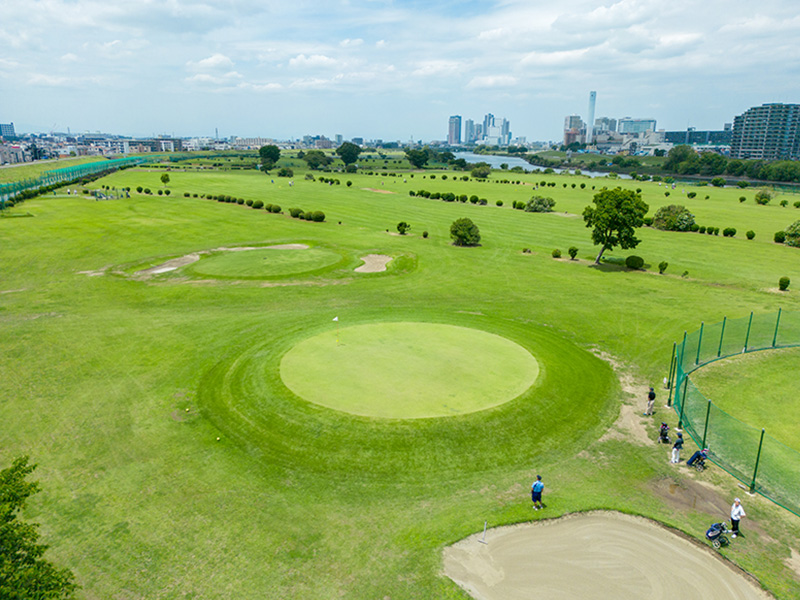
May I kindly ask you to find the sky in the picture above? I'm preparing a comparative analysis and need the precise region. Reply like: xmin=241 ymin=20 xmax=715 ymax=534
xmin=2 ymin=0 xmax=800 ymax=142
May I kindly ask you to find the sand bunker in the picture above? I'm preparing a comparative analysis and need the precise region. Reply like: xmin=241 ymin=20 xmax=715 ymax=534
xmin=136 ymin=244 xmax=310 ymax=276
xmin=355 ymin=254 xmax=392 ymax=273
xmin=443 ymin=512 xmax=771 ymax=600
xmin=362 ymin=187 xmax=396 ymax=194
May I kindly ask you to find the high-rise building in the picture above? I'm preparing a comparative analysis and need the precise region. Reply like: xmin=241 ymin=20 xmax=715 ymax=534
xmin=0 ymin=122 xmax=16 ymax=138
xmin=586 ymin=92 xmax=597 ymax=145
xmin=464 ymin=119 xmax=476 ymax=143
xmin=483 ymin=113 xmax=495 ymax=136
xmin=594 ymin=117 xmax=617 ymax=133
xmin=335 ymin=134 xmax=343 ymax=145
xmin=564 ymin=115 xmax=584 ymax=131
xmin=563 ymin=115 xmax=585 ymax=146
xmin=448 ymin=115 xmax=462 ymax=145
xmin=618 ymin=118 xmax=657 ymax=134
xmin=730 ymin=103 xmax=800 ymax=160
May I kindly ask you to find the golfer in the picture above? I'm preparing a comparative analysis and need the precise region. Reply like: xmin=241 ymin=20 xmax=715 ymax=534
xmin=531 ymin=475 xmax=544 ymax=510
xmin=644 ymin=387 xmax=656 ymax=416
xmin=730 ymin=498 xmax=746 ymax=538
xmin=671 ymin=432 xmax=683 ymax=463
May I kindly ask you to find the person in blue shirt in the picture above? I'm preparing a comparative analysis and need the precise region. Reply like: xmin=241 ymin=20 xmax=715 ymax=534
xmin=531 ymin=475 xmax=544 ymax=510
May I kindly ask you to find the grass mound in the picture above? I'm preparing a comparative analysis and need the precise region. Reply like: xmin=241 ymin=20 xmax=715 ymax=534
xmin=189 ymin=246 xmax=343 ymax=279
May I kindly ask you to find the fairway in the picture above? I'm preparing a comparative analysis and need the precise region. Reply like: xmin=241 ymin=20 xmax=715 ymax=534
xmin=279 ymin=322 xmax=540 ymax=418
xmin=690 ymin=347 xmax=800 ymax=448
xmin=189 ymin=245 xmax=342 ymax=278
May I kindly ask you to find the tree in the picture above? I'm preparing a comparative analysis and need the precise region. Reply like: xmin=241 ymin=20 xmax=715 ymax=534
xmin=302 ymin=150 xmax=332 ymax=170
xmin=0 ymin=457 xmax=78 ymax=599
xmin=160 ymin=173 xmax=170 ymax=187
xmin=785 ymin=220 xmax=800 ymax=247
xmin=470 ymin=163 xmax=492 ymax=179
xmin=450 ymin=218 xmax=481 ymax=246
xmin=259 ymin=145 xmax=281 ymax=171
xmin=582 ymin=187 xmax=649 ymax=264
xmin=404 ymin=148 xmax=429 ymax=169
xmin=336 ymin=142 xmax=362 ymax=166
xmin=396 ymin=221 xmax=411 ymax=235
xmin=754 ymin=189 xmax=773 ymax=205
xmin=525 ymin=196 xmax=556 ymax=213
xmin=652 ymin=204 xmax=695 ymax=231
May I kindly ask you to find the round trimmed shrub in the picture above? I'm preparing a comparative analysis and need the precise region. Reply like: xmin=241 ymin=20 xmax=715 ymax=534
xmin=774 ymin=231 xmax=786 ymax=244
xmin=496 ymin=200 xmax=503 ymax=206
xmin=779 ymin=277 xmax=791 ymax=291
xmin=165 ymin=190 xmax=171 ymax=196
xmin=658 ymin=261 xmax=668 ymax=274
xmin=568 ymin=246 xmax=578 ymax=260
xmin=246 ymin=199 xmax=254 ymax=206
xmin=625 ymin=255 xmax=644 ymax=270
xmin=723 ymin=227 xmax=736 ymax=237
xmin=746 ymin=230 xmax=755 ymax=240
xmin=698 ymin=225 xmax=706 ymax=233
xmin=144 ymin=188 xmax=151 ymax=194
xmin=311 ymin=211 xmax=325 ymax=222
xmin=252 ymin=200 xmax=264 ymax=209
xmin=755 ymin=189 xmax=773 ymax=205
xmin=136 ymin=186 xmax=143 ymax=193
xmin=794 ymin=201 xmax=800 ymax=208
xmin=780 ymin=200 xmax=788 ymax=207
xmin=422 ymin=231 xmax=428 ymax=238
xmin=269 ymin=204 xmax=281 ymax=213
xmin=739 ymin=196 xmax=746 ymax=203
xmin=158 ymin=189 xmax=163 ymax=195
xmin=184 ymin=192 xmax=190 ymax=197
xmin=687 ymin=192 xmax=697 ymax=199
xmin=551 ymin=249 xmax=561 ymax=258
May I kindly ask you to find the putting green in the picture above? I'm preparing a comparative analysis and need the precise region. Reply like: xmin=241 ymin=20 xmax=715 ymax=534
xmin=190 ymin=247 xmax=341 ymax=278
xmin=279 ymin=322 xmax=539 ymax=418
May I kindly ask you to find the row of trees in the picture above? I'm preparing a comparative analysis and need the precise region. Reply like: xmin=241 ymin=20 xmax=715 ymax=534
xmin=663 ymin=145 xmax=800 ymax=182
xmin=259 ymin=143 xmax=364 ymax=174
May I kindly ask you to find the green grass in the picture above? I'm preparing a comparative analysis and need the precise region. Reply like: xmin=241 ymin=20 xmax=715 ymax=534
xmin=280 ymin=322 xmax=539 ymax=418
xmin=189 ymin=246 xmax=343 ymax=279
xmin=2 ymin=164 xmax=800 ymax=599
xmin=691 ymin=347 xmax=800 ymax=447
xmin=0 ymin=156 xmax=103 ymax=182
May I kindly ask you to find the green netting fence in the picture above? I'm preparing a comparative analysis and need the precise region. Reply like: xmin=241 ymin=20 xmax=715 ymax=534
xmin=0 ymin=157 xmax=145 ymax=207
xmin=669 ymin=309 xmax=800 ymax=516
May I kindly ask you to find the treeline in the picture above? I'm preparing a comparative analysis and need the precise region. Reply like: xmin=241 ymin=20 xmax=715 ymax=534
xmin=664 ymin=145 xmax=800 ymax=182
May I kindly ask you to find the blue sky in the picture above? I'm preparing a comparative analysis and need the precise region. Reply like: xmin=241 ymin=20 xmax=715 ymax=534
xmin=2 ymin=0 xmax=799 ymax=141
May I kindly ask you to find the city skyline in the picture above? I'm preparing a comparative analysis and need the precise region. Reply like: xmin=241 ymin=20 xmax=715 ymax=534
xmin=3 ymin=0 xmax=800 ymax=141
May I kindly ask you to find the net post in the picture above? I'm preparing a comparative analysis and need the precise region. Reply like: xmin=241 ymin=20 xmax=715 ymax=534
xmin=717 ymin=316 xmax=727 ymax=358
xmin=772 ymin=308 xmax=782 ymax=348
xmin=695 ymin=322 xmax=704 ymax=366
xmin=701 ymin=398 xmax=711 ymax=448
xmin=667 ymin=342 xmax=676 ymax=403
xmin=743 ymin=311 xmax=753 ymax=353
xmin=750 ymin=428 xmax=766 ymax=494
xmin=677 ymin=374 xmax=688 ymax=429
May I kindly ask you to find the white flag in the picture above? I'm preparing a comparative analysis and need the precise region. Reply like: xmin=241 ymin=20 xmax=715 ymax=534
xmin=333 ymin=316 xmax=338 ymax=322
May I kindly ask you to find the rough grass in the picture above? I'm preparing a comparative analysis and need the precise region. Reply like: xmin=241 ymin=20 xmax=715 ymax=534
xmin=1 ymin=163 xmax=800 ymax=599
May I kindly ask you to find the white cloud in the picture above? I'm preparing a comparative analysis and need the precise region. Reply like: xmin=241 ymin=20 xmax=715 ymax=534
xmin=288 ymin=54 xmax=337 ymax=68
xmin=61 ymin=53 xmax=79 ymax=62
xmin=188 ymin=54 xmax=235 ymax=71
xmin=412 ymin=60 xmax=460 ymax=77
xmin=184 ymin=71 xmax=243 ymax=85
xmin=340 ymin=38 xmax=363 ymax=47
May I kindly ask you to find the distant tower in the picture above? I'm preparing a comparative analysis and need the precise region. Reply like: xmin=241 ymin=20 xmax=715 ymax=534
xmin=448 ymin=115 xmax=462 ymax=145
xmin=586 ymin=91 xmax=597 ymax=145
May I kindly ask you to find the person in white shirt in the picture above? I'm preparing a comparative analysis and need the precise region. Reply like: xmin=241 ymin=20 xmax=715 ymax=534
xmin=730 ymin=498 xmax=746 ymax=538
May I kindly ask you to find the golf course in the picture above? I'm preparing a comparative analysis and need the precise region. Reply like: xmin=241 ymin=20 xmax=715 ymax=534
xmin=2 ymin=152 xmax=800 ymax=598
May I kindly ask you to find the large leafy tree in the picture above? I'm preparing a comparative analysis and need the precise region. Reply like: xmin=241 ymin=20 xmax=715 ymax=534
xmin=450 ymin=217 xmax=481 ymax=247
xmin=0 ymin=457 xmax=78 ymax=599
xmin=258 ymin=145 xmax=281 ymax=171
xmin=302 ymin=150 xmax=332 ymax=170
xmin=583 ymin=187 xmax=649 ymax=264
xmin=404 ymin=148 xmax=429 ymax=169
xmin=335 ymin=142 xmax=362 ymax=166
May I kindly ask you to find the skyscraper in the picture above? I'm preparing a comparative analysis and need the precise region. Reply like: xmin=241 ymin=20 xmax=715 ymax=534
xmin=448 ymin=115 xmax=462 ymax=145
xmin=586 ymin=92 xmax=596 ymax=145
xmin=0 ymin=122 xmax=15 ymax=138
xmin=730 ymin=103 xmax=800 ymax=160
xmin=483 ymin=113 xmax=495 ymax=136
xmin=464 ymin=119 xmax=476 ymax=143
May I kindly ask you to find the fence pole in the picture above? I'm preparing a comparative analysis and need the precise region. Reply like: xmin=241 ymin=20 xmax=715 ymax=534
xmin=750 ymin=429 xmax=766 ymax=493
xmin=695 ymin=322 xmax=705 ymax=366
xmin=772 ymin=308 xmax=782 ymax=348
xmin=717 ymin=316 xmax=727 ymax=358
xmin=667 ymin=342 xmax=677 ymax=403
xmin=678 ymin=374 xmax=689 ymax=429
xmin=743 ymin=312 xmax=754 ymax=352
xmin=701 ymin=399 xmax=711 ymax=448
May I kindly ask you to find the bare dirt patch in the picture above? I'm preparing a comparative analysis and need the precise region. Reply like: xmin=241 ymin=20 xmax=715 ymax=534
xmin=262 ymin=244 xmax=310 ymax=250
xmin=0 ymin=288 xmax=26 ymax=295
xmin=77 ymin=267 xmax=110 ymax=277
xmin=784 ymin=548 xmax=800 ymax=580
xmin=361 ymin=187 xmax=396 ymax=194
xmin=138 ymin=253 xmax=202 ymax=275
xmin=443 ymin=511 xmax=772 ymax=600
xmin=355 ymin=254 xmax=392 ymax=273
xmin=591 ymin=349 xmax=653 ymax=446
xmin=548 ymin=211 xmax=579 ymax=218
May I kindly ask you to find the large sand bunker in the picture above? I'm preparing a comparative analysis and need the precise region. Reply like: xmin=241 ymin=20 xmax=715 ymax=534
xmin=443 ymin=512 xmax=771 ymax=600
xmin=355 ymin=254 xmax=392 ymax=273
